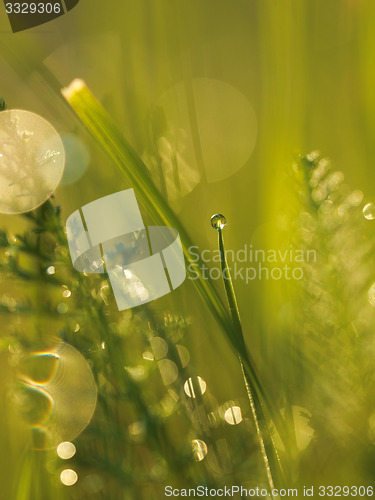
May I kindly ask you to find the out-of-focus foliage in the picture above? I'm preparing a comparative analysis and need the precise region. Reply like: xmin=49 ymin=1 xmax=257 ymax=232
xmin=0 ymin=201 xmax=269 ymax=499
xmin=286 ymin=153 xmax=375 ymax=485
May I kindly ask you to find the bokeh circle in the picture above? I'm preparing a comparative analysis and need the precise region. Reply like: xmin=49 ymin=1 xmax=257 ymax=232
xmin=0 ymin=109 xmax=65 ymax=214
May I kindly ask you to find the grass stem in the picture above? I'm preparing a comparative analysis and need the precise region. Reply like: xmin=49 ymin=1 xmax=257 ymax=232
xmin=216 ymin=223 xmax=284 ymax=492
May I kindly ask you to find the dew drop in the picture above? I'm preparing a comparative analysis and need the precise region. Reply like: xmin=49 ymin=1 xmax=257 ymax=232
xmin=363 ymin=203 xmax=375 ymax=220
xmin=211 ymin=214 xmax=226 ymax=230
xmin=192 ymin=439 xmax=208 ymax=461
xmin=46 ymin=266 xmax=55 ymax=275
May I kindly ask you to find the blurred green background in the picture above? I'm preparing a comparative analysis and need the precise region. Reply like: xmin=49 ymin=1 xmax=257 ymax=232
xmin=1 ymin=0 xmax=375 ymax=498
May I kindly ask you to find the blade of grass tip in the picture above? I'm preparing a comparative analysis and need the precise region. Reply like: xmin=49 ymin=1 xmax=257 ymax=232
xmin=211 ymin=213 xmax=285 ymax=491
xmin=61 ymin=79 xmax=285 ymax=442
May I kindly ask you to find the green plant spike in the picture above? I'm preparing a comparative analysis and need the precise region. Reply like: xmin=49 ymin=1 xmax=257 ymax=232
xmin=211 ymin=214 xmax=285 ymax=493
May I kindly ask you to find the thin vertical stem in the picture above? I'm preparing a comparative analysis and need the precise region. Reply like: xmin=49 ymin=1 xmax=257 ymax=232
xmin=217 ymin=226 xmax=284 ymax=493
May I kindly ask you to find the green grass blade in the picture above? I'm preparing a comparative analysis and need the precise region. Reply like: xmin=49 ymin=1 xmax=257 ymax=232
xmin=218 ymin=226 xmax=285 ymax=491
xmin=61 ymin=79 xmax=286 ymax=447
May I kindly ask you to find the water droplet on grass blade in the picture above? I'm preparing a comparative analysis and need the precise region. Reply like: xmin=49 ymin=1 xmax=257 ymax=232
xmin=211 ymin=214 xmax=226 ymax=230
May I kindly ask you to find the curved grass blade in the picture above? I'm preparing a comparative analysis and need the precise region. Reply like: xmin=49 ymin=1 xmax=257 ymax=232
xmin=215 ymin=217 xmax=285 ymax=492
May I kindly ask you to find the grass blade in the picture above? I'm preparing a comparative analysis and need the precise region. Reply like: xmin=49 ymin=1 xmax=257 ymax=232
xmin=61 ymin=79 xmax=287 ymax=455
xmin=215 ymin=219 xmax=285 ymax=491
